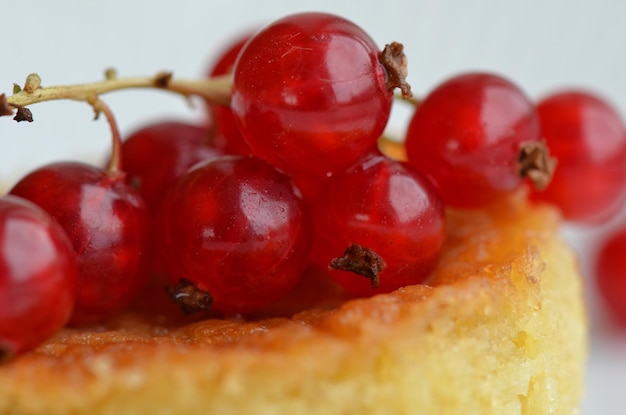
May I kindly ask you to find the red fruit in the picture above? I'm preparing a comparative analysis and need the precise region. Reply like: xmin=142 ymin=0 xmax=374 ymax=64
xmin=290 ymin=171 xmax=333 ymax=203
xmin=10 ymin=162 xmax=151 ymax=325
xmin=310 ymin=152 xmax=446 ymax=296
xmin=595 ymin=227 xmax=626 ymax=326
xmin=405 ymin=72 xmax=541 ymax=208
xmin=530 ymin=90 xmax=626 ymax=224
xmin=155 ymin=155 xmax=311 ymax=314
xmin=121 ymin=120 xmax=223 ymax=214
xmin=0 ymin=195 xmax=78 ymax=359
xmin=231 ymin=12 xmax=393 ymax=176
xmin=209 ymin=33 xmax=250 ymax=79
xmin=205 ymin=32 xmax=253 ymax=155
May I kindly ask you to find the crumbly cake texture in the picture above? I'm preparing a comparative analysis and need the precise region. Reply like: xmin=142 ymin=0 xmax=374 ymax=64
xmin=0 ymin=194 xmax=587 ymax=415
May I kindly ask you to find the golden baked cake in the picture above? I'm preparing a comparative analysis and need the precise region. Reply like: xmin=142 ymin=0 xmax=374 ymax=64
xmin=0 ymin=190 xmax=586 ymax=415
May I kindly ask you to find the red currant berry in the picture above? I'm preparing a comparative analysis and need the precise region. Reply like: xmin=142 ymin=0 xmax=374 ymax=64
xmin=405 ymin=72 xmax=542 ymax=208
xmin=155 ymin=155 xmax=312 ymax=314
xmin=290 ymin=171 xmax=333 ymax=203
xmin=209 ymin=32 xmax=250 ymax=80
xmin=205 ymin=32 xmax=253 ymax=155
xmin=310 ymin=152 xmax=446 ymax=296
xmin=595 ymin=227 xmax=626 ymax=326
xmin=9 ymin=162 xmax=151 ymax=325
xmin=121 ymin=120 xmax=224 ymax=214
xmin=530 ymin=90 xmax=626 ymax=224
xmin=231 ymin=12 xmax=394 ymax=176
xmin=0 ymin=195 xmax=78 ymax=359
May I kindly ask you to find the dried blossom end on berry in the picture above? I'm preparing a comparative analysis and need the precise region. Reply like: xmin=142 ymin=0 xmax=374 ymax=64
xmin=518 ymin=140 xmax=557 ymax=191
xmin=329 ymin=243 xmax=386 ymax=289
xmin=166 ymin=278 xmax=213 ymax=315
xmin=379 ymin=42 xmax=412 ymax=99
xmin=0 ymin=344 xmax=12 ymax=364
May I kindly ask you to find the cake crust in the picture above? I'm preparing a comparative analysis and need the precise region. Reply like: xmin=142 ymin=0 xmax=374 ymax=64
xmin=0 ymin=194 xmax=587 ymax=415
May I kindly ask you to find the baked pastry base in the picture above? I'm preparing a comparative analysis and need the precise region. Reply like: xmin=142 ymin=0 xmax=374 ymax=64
xmin=0 ymin=193 xmax=587 ymax=415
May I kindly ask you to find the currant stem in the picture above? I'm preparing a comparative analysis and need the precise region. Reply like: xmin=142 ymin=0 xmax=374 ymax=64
xmin=1 ymin=72 xmax=232 ymax=115
xmin=394 ymin=92 xmax=420 ymax=107
xmin=89 ymin=97 xmax=123 ymax=174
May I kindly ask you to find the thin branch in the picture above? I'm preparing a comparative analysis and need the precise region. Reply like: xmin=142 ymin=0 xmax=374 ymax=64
xmin=88 ymin=97 xmax=123 ymax=174
xmin=3 ymin=72 xmax=232 ymax=113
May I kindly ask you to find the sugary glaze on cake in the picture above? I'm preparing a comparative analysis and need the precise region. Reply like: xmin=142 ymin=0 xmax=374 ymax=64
xmin=0 ymin=192 xmax=587 ymax=415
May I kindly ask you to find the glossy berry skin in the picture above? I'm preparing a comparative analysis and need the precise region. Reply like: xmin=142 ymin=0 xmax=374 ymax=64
xmin=10 ymin=162 xmax=151 ymax=325
xmin=121 ymin=120 xmax=224 ymax=214
xmin=155 ymin=155 xmax=312 ymax=314
xmin=231 ymin=12 xmax=392 ymax=176
xmin=205 ymin=33 xmax=253 ymax=155
xmin=595 ymin=228 xmax=626 ymax=326
xmin=0 ymin=195 xmax=78 ymax=358
xmin=530 ymin=91 xmax=626 ymax=224
xmin=310 ymin=152 xmax=446 ymax=296
xmin=405 ymin=72 xmax=541 ymax=208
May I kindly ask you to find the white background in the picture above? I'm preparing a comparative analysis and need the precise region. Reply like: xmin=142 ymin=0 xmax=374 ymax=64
xmin=1 ymin=0 xmax=625 ymax=412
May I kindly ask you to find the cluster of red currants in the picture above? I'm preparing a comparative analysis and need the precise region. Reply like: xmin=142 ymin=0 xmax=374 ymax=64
xmin=401 ymin=66 xmax=626 ymax=332
xmin=2 ymin=10 xmax=625 ymax=360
